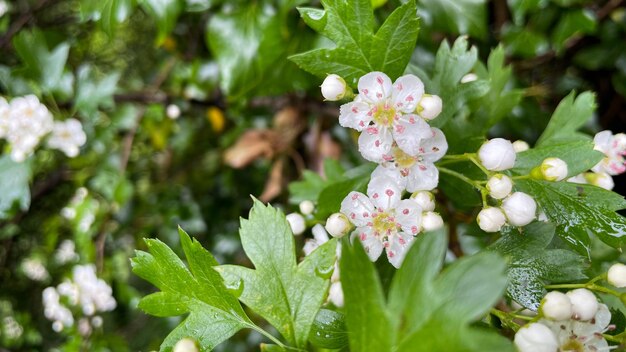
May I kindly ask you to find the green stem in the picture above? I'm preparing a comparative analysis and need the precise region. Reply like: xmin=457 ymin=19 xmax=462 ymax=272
xmin=489 ymin=308 xmax=523 ymax=331
xmin=468 ymin=155 xmax=491 ymax=176
xmin=544 ymin=282 xmax=622 ymax=297
xmin=512 ymin=175 xmax=531 ymax=180
xmin=248 ymin=324 xmax=291 ymax=350
xmin=603 ymin=334 xmax=622 ymax=343
xmin=438 ymin=167 xmax=483 ymax=191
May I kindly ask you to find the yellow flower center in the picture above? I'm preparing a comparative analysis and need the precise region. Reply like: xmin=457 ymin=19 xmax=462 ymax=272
xmin=392 ymin=147 xmax=418 ymax=169
xmin=372 ymin=211 xmax=398 ymax=237
xmin=372 ymin=104 xmax=396 ymax=127
xmin=561 ymin=339 xmax=584 ymax=352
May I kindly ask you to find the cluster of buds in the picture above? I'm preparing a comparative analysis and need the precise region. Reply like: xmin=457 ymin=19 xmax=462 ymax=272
xmin=567 ymin=130 xmax=626 ymax=191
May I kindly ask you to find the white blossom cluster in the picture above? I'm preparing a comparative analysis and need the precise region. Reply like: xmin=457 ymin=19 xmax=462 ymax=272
xmin=303 ymin=224 xmax=344 ymax=307
xmin=42 ymin=264 xmax=116 ymax=333
xmin=54 ymin=240 xmax=79 ymax=265
xmin=0 ymin=95 xmax=86 ymax=162
xmin=515 ymin=289 xmax=614 ymax=352
xmin=21 ymin=258 xmax=49 ymax=282
xmin=568 ymin=130 xmax=626 ymax=191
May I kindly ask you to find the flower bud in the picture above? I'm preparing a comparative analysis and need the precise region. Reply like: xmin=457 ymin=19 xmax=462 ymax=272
xmin=540 ymin=158 xmax=568 ymax=181
xmin=410 ymin=191 xmax=435 ymax=212
xmin=422 ymin=211 xmax=443 ymax=231
xmin=608 ymin=263 xmax=626 ymax=288
xmin=325 ymin=213 xmax=352 ymax=238
xmin=477 ymin=207 xmax=506 ymax=233
xmin=173 ymin=338 xmax=199 ymax=352
xmin=514 ymin=323 xmax=558 ymax=352
xmin=460 ymin=73 xmax=478 ymax=83
xmin=166 ymin=104 xmax=181 ymax=120
xmin=328 ymin=281 xmax=344 ymax=307
xmin=512 ymin=140 xmax=530 ymax=153
xmin=585 ymin=172 xmax=614 ymax=191
xmin=321 ymin=74 xmax=348 ymax=101
xmin=478 ymin=138 xmax=517 ymax=171
xmin=566 ymin=288 xmax=598 ymax=321
xmin=486 ymin=174 xmax=513 ymax=199
xmin=501 ymin=192 xmax=536 ymax=226
xmin=416 ymin=94 xmax=442 ymax=120
xmin=299 ymin=200 xmax=315 ymax=215
xmin=540 ymin=291 xmax=572 ymax=321
xmin=286 ymin=213 xmax=306 ymax=236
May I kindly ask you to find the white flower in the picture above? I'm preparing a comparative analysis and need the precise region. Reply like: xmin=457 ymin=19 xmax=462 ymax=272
xmin=328 ymin=281 xmax=344 ymax=307
xmin=416 ymin=94 xmax=442 ymax=120
xmin=410 ymin=191 xmax=435 ymax=212
xmin=341 ymin=176 xmax=422 ymax=268
xmin=325 ymin=213 xmax=352 ymax=238
xmin=21 ymin=258 xmax=49 ymax=281
xmin=541 ymin=157 xmax=568 ymax=181
xmin=460 ymin=73 xmax=478 ymax=83
xmin=478 ymin=138 xmax=517 ymax=171
xmin=299 ymin=200 xmax=315 ymax=215
xmin=501 ymin=192 xmax=536 ymax=226
xmin=421 ymin=211 xmax=443 ymax=232
xmin=166 ymin=104 xmax=181 ymax=119
xmin=0 ymin=96 xmax=9 ymax=138
xmin=566 ymin=288 xmax=598 ymax=321
xmin=370 ymin=128 xmax=448 ymax=192
xmin=173 ymin=338 xmax=199 ymax=352
xmin=541 ymin=291 xmax=572 ymax=321
xmin=303 ymin=225 xmax=343 ymax=307
xmin=512 ymin=140 xmax=530 ymax=153
xmin=514 ymin=323 xmax=559 ymax=352
xmin=6 ymin=95 xmax=54 ymax=162
xmin=608 ymin=263 xmax=626 ymax=288
xmin=286 ymin=213 xmax=306 ymax=236
xmin=338 ymin=72 xmax=432 ymax=162
xmin=593 ymin=130 xmax=626 ymax=175
xmin=540 ymin=303 xmax=612 ymax=352
xmin=477 ymin=207 xmax=506 ymax=233
xmin=47 ymin=118 xmax=87 ymax=157
xmin=55 ymin=240 xmax=79 ymax=264
xmin=321 ymin=74 xmax=349 ymax=101
xmin=0 ymin=1 xmax=8 ymax=18
xmin=567 ymin=173 xmax=588 ymax=185
xmin=587 ymin=172 xmax=615 ymax=191
xmin=486 ymin=174 xmax=513 ymax=199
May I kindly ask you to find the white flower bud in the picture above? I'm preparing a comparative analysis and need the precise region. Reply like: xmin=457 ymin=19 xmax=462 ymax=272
xmin=512 ymin=140 xmax=530 ymax=153
xmin=410 ymin=191 xmax=435 ymax=212
xmin=540 ymin=291 xmax=572 ymax=321
xmin=460 ymin=73 xmax=478 ymax=83
xmin=325 ymin=213 xmax=352 ymax=238
xmin=566 ymin=288 xmax=598 ymax=321
xmin=608 ymin=263 xmax=626 ymax=288
xmin=514 ymin=323 xmax=558 ymax=352
xmin=416 ymin=94 xmax=442 ymax=120
xmin=166 ymin=104 xmax=181 ymax=119
xmin=501 ymin=192 xmax=536 ymax=226
xmin=486 ymin=174 xmax=513 ymax=199
xmin=422 ymin=211 xmax=443 ymax=231
xmin=321 ymin=74 xmax=348 ymax=101
xmin=299 ymin=200 xmax=315 ymax=215
xmin=328 ymin=281 xmax=344 ymax=307
xmin=477 ymin=207 xmax=506 ymax=233
xmin=173 ymin=338 xmax=199 ymax=352
xmin=586 ymin=172 xmax=614 ymax=190
xmin=286 ymin=213 xmax=306 ymax=236
xmin=478 ymin=138 xmax=517 ymax=171
xmin=541 ymin=158 xmax=568 ymax=181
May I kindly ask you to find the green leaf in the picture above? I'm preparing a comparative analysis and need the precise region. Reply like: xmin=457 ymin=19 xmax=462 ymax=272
xmin=551 ymin=9 xmax=596 ymax=54
xmin=417 ymin=0 xmax=487 ymax=39
xmin=512 ymin=141 xmax=604 ymax=177
xmin=502 ymin=26 xmax=549 ymax=59
xmin=290 ymin=0 xmax=419 ymax=85
xmin=75 ymin=65 xmax=120 ymax=115
xmin=288 ymin=159 xmax=345 ymax=205
xmin=316 ymin=175 xmax=369 ymax=220
xmin=536 ymin=91 xmax=596 ymax=147
xmin=140 ymin=0 xmax=182 ymax=44
xmin=489 ymin=222 xmax=587 ymax=309
xmin=79 ymin=0 xmax=135 ymax=35
xmin=516 ymin=179 xmax=626 ymax=255
xmin=308 ymin=309 xmax=349 ymax=349
xmin=0 ymin=156 xmax=31 ymax=219
xmin=218 ymin=200 xmax=337 ymax=348
xmin=131 ymin=227 xmax=253 ymax=351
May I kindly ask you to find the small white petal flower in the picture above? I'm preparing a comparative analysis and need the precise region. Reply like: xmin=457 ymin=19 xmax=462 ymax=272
xmin=47 ymin=119 xmax=87 ymax=158
xmin=286 ymin=213 xmax=306 ymax=235
xmin=512 ymin=140 xmax=530 ymax=153
xmin=514 ymin=323 xmax=559 ymax=352
xmin=566 ymin=288 xmax=598 ymax=321
xmin=421 ymin=211 xmax=443 ymax=232
xmin=608 ymin=263 xmax=626 ymax=288
xmin=541 ymin=157 xmax=568 ymax=181
xmin=321 ymin=74 xmax=348 ymax=101
xmin=6 ymin=95 xmax=54 ymax=162
xmin=478 ymin=138 xmax=517 ymax=171
xmin=325 ymin=213 xmax=352 ymax=238
xmin=486 ymin=174 xmax=513 ymax=199
xmin=173 ymin=338 xmax=199 ymax=352
xmin=540 ymin=303 xmax=612 ymax=351
xmin=166 ymin=104 xmax=181 ymax=119
xmin=299 ymin=200 xmax=315 ymax=215
xmin=477 ymin=207 xmax=506 ymax=233
xmin=410 ymin=191 xmax=435 ymax=212
xmin=593 ymin=130 xmax=626 ymax=175
xmin=416 ymin=94 xmax=442 ymax=120
xmin=501 ymin=192 xmax=536 ymax=226
xmin=541 ymin=291 xmax=572 ymax=321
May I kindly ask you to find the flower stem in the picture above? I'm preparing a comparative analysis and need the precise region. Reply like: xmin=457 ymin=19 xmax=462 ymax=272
xmin=544 ymin=282 xmax=622 ymax=297
xmin=438 ymin=167 xmax=483 ymax=191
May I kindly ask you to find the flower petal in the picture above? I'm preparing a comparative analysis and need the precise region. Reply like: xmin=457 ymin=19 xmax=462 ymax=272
xmin=386 ymin=232 xmax=415 ymax=268
xmin=358 ymin=125 xmax=393 ymax=162
xmin=353 ymin=226 xmax=383 ymax=262
xmin=339 ymin=100 xmax=372 ymax=131
xmin=395 ymin=199 xmax=423 ymax=234
xmin=367 ymin=175 xmax=401 ymax=210
xmin=406 ymin=162 xmax=439 ymax=192
xmin=420 ymin=128 xmax=448 ymax=163
xmin=371 ymin=165 xmax=407 ymax=190
xmin=340 ymin=191 xmax=375 ymax=227
xmin=392 ymin=115 xmax=432 ymax=156
xmin=358 ymin=72 xmax=392 ymax=104
xmin=391 ymin=74 xmax=424 ymax=113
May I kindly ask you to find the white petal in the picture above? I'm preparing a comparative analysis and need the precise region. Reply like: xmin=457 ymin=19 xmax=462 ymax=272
xmin=367 ymin=175 xmax=401 ymax=210
xmin=358 ymin=72 xmax=392 ymax=104
xmin=420 ymin=128 xmax=448 ymax=163
xmin=392 ymin=115 xmax=432 ymax=156
xmin=386 ymin=232 xmax=415 ymax=268
xmin=371 ymin=165 xmax=407 ymax=190
xmin=391 ymin=74 xmax=424 ymax=113
xmin=358 ymin=126 xmax=393 ymax=162
xmin=339 ymin=101 xmax=372 ymax=132
xmin=340 ymin=192 xmax=375 ymax=227
xmin=354 ymin=226 xmax=383 ymax=262
xmin=406 ymin=162 xmax=439 ymax=192
xmin=394 ymin=199 xmax=423 ymax=234
xmin=593 ymin=130 xmax=613 ymax=153
xmin=593 ymin=304 xmax=611 ymax=330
